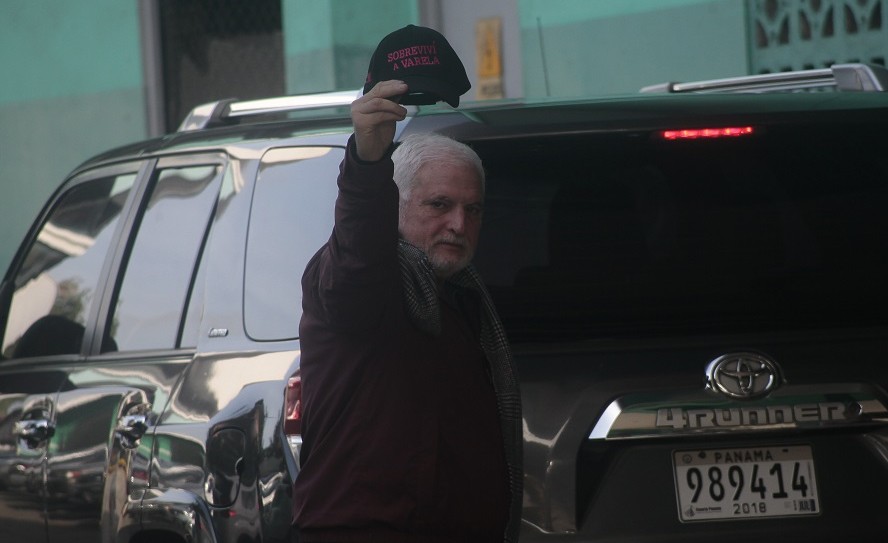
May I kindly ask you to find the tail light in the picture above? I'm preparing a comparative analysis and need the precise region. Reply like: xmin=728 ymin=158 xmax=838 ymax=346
xmin=284 ymin=373 xmax=303 ymax=462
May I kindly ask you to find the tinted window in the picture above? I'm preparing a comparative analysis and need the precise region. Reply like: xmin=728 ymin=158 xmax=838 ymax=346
xmin=104 ymin=163 xmax=222 ymax=352
xmin=244 ymin=146 xmax=343 ymax=340
xmin=472 ymin=123 xmax=888 ymax=342
xmin=2 ymin=171 xmax=137 ymax=358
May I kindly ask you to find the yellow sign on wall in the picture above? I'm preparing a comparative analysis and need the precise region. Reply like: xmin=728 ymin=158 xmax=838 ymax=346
xmin=476 ymin=17 xmax=504 ymax=99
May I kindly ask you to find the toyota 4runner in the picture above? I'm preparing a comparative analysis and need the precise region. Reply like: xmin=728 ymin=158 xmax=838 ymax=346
xmin=1 ymin=63 xmax=888 ymax=542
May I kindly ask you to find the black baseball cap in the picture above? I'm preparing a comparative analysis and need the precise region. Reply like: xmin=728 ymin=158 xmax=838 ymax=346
xmin=363 ymin=25 xmax=471 ymax=107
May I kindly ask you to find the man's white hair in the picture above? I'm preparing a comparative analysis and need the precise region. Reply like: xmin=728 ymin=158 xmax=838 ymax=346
xmin=392 ymin=133 xmax=485 ymax=206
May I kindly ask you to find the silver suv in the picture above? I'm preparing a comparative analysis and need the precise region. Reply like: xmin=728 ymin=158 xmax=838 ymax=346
xmin=2 ymin=64 xmax=888 ymax=543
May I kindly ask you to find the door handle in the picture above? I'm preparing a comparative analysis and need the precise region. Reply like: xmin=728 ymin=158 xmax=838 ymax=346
xmin=115 ymin=412 xmax=150 ymax=449
xmin=13 ymin=419 xmax=55 ymax=447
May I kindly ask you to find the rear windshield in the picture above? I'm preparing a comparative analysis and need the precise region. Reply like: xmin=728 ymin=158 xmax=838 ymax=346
xmin=471 ymin=122 xmax=888 ymax=342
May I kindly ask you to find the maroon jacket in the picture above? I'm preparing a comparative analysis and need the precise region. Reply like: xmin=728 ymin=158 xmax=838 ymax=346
xmin=292 ymin=137 xmax=510 ymax=543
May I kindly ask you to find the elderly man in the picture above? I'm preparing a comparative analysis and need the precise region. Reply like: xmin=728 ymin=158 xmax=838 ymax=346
xmin=291 ymin=80 xmax=522 ymax=543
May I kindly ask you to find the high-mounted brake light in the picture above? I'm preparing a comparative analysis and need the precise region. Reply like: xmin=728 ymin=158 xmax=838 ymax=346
xmin=661 ymin=126 xmax=754 ymax=140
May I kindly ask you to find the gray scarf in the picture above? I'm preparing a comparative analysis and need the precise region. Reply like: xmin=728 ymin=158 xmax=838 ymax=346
xmin=398 ymin=240 xmax=523 ymax=543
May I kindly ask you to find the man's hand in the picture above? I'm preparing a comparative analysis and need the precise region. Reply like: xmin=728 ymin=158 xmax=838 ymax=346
xmin=352 ymin=80 xmax=409 ymax=162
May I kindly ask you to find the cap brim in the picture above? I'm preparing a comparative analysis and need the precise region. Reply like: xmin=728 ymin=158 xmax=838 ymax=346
xmin=400 ymin=75 xmax=467 ymax=108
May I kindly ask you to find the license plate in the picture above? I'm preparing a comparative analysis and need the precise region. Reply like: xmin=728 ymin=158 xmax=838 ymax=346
xmin=673 ymin=445 xmax=820 ymax=522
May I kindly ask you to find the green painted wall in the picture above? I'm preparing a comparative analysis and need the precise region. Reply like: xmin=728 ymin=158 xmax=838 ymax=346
xmin=519 ymin=0 xmax=729 ymax=25
xmin=0 ymin=1 xmax=143 ymax=104
xmin=0 ymin=2 xmax=145 ymax=274
xmin=519 ymin=0 xmax=748 ymax=97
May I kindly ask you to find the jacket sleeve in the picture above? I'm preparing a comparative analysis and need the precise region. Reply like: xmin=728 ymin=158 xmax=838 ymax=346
xmin=301 ymin=135 xmax=400 ymax=331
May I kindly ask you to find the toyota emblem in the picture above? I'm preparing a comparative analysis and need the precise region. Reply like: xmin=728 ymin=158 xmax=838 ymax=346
xmin=706 ymin=352 xmax=782 ymax=399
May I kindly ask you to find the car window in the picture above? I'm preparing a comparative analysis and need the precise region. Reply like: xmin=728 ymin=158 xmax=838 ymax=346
xmin=103 ymin=163 xmax=223 ymax=352
xmin=244 ymin=146 xmax=344 ymax=341
xmin=1 ymin=170 xmax=138 ymax=359
xmin=471 ymin=124 xmax=888 ymax=342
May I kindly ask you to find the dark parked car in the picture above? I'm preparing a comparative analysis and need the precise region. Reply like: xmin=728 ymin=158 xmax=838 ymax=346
xmin=2 ymin=63 xmax=888 ymax=542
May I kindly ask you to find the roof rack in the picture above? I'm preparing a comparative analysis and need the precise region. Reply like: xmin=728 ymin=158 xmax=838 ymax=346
xmin=177 ymin=89 xmax=362 ymax=132
xmin=639 ymin=63 xmax=888 ymax=94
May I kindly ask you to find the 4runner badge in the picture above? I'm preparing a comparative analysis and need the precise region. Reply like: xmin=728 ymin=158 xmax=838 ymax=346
xmin=707 ymin=352 xmax=781 ymax=399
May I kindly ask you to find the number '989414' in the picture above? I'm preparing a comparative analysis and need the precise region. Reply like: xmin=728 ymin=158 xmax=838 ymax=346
xmin=673 ymin=445 xmax=820 ymax=522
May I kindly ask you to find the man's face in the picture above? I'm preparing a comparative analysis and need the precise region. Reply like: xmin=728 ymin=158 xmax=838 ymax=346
xmin=399 ymin=161 xmax=483 ymax=278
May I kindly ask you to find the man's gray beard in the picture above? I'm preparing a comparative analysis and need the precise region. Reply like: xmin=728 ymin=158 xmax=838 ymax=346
xmin=429 ymin=250 xmax=472 ymax=279
xmin=396 ymin=232 xmax=473 ymax=278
